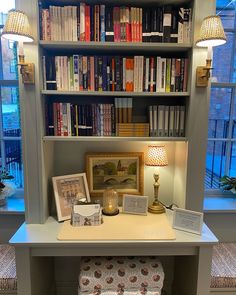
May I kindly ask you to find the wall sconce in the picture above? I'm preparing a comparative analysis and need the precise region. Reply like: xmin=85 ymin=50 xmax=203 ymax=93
xmin=1 ymin=10 xmax=35 ymax=84
xmin=145 ymin=145 xmax=168 ymax=214
xmin=196 ymin=15 xmax=226 ymax=87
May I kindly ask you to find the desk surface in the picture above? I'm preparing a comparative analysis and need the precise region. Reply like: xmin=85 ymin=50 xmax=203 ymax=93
xmin=10 ymin=210 xmax=218 ymax=248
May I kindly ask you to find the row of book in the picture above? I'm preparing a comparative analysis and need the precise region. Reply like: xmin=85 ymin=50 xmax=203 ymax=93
xmin=40 ymin=4 xmax=191 ymax=43
xmin=46 ymin=101 xmax=186 ymax=138
xmin=43 ymin=55 xmax=188 ymax=93
xmin=46 ymin=102 xmax=116 ymax=137
xmin=149 ymin=105 xmax=185 ymax=137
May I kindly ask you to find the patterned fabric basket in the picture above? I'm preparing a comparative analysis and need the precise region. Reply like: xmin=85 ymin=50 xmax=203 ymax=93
xmin=79 ymin=256 xmax=164 ymax=294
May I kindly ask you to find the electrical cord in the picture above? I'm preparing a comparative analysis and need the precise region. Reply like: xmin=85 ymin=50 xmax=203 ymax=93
xmin=159 ymin=201 xmax=179 ymax=211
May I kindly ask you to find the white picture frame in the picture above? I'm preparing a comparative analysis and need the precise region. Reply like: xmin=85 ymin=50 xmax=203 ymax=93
xmin=122 ymin=194 xmax=148 ymax=215
xmin=52 ymin=173 xmax=90 ymax=222
xmin=172 ymin=208 xmax=203 ymax=235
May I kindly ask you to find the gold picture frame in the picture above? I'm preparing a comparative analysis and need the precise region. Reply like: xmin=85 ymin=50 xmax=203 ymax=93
xmin=86 ymin=152 xmax=144 ymax=197
xmin=52 ymin=173 xmax=90 ymax=222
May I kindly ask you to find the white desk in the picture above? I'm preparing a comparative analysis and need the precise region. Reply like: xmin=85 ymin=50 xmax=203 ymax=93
xmin=10 ymin=210 xmax=218 ymax=295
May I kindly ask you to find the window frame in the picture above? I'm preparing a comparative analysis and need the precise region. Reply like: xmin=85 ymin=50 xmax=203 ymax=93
xmin=0 ymin=23 xmax=22 ymax=192
xmin=205 ymin=2 xmax=236 ymax=195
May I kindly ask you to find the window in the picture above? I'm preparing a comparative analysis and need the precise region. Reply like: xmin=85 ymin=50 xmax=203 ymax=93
xmin=205 ymin=0 xmax=236 ymax=192
xmin=0 ymin=2 xmax=23 ymax=189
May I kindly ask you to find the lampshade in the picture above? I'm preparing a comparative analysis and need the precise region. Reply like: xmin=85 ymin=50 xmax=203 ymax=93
xmin=196 ymin=15 xmax=226 ymax=47
xmin=145 ymin=145 xmax=168 ymax=167
xmin=1 ymin=10 xmax=34 ymax=43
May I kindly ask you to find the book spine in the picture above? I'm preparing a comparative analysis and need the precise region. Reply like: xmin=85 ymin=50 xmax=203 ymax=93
xmin=163 ymin=6 xmax=172 ymax=43
xmin=171 ymin=8 xmax=178 ymax=43
xmin=77 ymin=5 xmax=80 ymax=41
xmin=80 ymin=3 xmax=85 ymax=41
xmin=90 ymin=5 xmax=94 ymax=41
xmin=102 ymin=56 xmax=107 ymax=91
xmin=73 ymin=55 xmax=79 ymax=91
xmin=95 ymin=5 xmax=100 ymax=42
xmin=85 ymin=5 xmax=90 ymax=41
xmin=165 ymin=58 xmax=171 ymax=92
xmin=170 ymin=58 xmax=176 ymax=92
xmin=90 ymin=56 xmax=95 ymax=91
xmin=105 ymin=6 xmax=114 ymax=41
xmin=100 ymin=5 xmax=106 ymax=42
xmin=115 ymin=56 xmax=122 ymax=91
xmin=98 ymin=56 xmax=103 ymax=91
xmin=82 ymin=56 xmax=88 ymax=90
xmin=79 ymin=55 xmax=83 ymax=91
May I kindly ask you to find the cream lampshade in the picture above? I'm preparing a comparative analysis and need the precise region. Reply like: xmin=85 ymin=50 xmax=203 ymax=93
xmin=1 ymin=9 xmax=35 ymax=84
xmin=195 ymin=15 xmax=226 ymax=87
xmin=145 ymin=145 xmax=168 ymax=214
xmin=1 ymin=9 xmax=34 ymax=43
xmin=196 ymin=15 xmax=226 ymax=47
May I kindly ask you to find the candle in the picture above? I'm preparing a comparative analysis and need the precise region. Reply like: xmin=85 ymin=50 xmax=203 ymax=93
xmin=102 ymin=188 xmax=119 ymax=216
xmin=207 ymin=46 xmax=212 ymax=60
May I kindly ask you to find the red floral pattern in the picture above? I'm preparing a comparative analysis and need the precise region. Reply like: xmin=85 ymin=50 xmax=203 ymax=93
xmin=79 ymin=257 xmax=164 ymax=293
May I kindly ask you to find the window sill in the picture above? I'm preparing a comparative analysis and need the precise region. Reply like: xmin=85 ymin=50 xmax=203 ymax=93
xmin=0 ymin=195 xmax=25 ymax=215
xmin=204 ymin=196 xmax=236 ymax=213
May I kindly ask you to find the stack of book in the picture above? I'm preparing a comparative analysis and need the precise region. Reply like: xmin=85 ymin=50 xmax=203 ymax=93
xmin=40 ymin=4 xmax=191 ymax=43
xmin=43 ymin=55 xmax=188 ymax=93
xmin=116 ymin=123 xmax=150 ymax=137
xmin=148 ymin=105 xmax=186 ymax=137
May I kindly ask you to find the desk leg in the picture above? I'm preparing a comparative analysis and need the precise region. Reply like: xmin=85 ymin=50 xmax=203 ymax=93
xmin=196 ymin=246 xmax=213 ymax=295
xmin=173 ymin=246 xmax=213 ymax=295
xmin=15 ymin=248 xmax=32 ymax=295
xmin=15 ymin=247 xmax=55 ymax=295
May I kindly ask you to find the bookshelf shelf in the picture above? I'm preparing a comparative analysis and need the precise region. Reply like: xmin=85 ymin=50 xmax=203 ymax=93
xmin=40 ymin=41 xmax=192 ymax=53
xmin=43 ymin=136 xmax=187 ymax=142
xmin=41 ymin=90 xmax=190 ymax=97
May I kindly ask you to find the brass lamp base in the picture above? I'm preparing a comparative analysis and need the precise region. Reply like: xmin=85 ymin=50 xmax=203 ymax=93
xmin=148 ymin=201 xmax=165 ymax=214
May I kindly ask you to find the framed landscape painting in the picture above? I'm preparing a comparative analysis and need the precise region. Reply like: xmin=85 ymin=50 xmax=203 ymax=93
xmin=86 ymin=152 xmax=144 ymax=197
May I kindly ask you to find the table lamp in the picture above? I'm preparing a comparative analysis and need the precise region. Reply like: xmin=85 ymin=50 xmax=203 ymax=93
xmin=196 ymin=15 xmax=226 ymax=87
xmin=145 ymin=145 xmax=168 ymax=214
xmin=1 ymin=9 xmax=35 ymax=84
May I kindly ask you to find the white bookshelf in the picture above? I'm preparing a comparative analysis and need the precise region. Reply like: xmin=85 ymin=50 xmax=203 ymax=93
xmin=13 ymin=0 xmax=217 ymax=294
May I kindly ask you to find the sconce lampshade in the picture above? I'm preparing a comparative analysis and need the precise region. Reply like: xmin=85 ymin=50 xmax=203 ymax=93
xmin=1 ymin=10 xmax=34 ymax=43
xmin=145 ymin=145 xmax=168 ymax=167
xmin=196 ymin=15 xmax=226 ymax=47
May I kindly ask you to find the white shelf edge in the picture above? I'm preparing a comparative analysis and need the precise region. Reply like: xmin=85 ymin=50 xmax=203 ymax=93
xmin=41 ymin=90 xmax=190 ymax=97
xmin=40 ymin=40 xmax=192 ymax=51
xmin=43 ymin=136 xmax=188 ymax=142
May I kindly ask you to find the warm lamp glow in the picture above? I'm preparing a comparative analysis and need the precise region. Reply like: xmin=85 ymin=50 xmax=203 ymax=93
xmin=1 ymin=10 xmax=34 ymax=43
xmin=196 ymin=15 xmax=226 ymax=47
xmin=145 ymin=145 xmax=168 ymax=167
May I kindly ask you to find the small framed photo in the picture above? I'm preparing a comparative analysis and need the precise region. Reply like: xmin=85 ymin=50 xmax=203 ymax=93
xmin=52 ymin=173 xmax=90 ymax=222
xmin=123 ymin=194 xmax=148 ymax=215
xmin=86 ymin=152 xmax=144 ymax=197
xmin=172 ymin=208 xmax=203 ymax=235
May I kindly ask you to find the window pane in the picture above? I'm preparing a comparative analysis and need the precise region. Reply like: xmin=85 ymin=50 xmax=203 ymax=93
xmin=216 ymin=1 xmax=235 ymax=30
xmin=205 ymin=140 xmax=226 ymax=189
xmin=208 ymin=88 xmax=231 ymax=138
xmin=229 ymin=142 xmax=236 ymax=176
xmin=1 ymin=86 xmax=21 ymax=137
xmin=0 ymin=37 xmax=18 ymax=80
xmin=5 ymin=140 xmax=23 ymax=188
xmin=233 ymin=93 xmax=236 ymax=138
xmin=212 ymin=32 xmax=234 ymax=83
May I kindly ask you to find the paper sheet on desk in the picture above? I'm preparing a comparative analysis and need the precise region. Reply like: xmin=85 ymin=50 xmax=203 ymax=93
xmin=57 ymin=212 xmax=175 ymax=240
